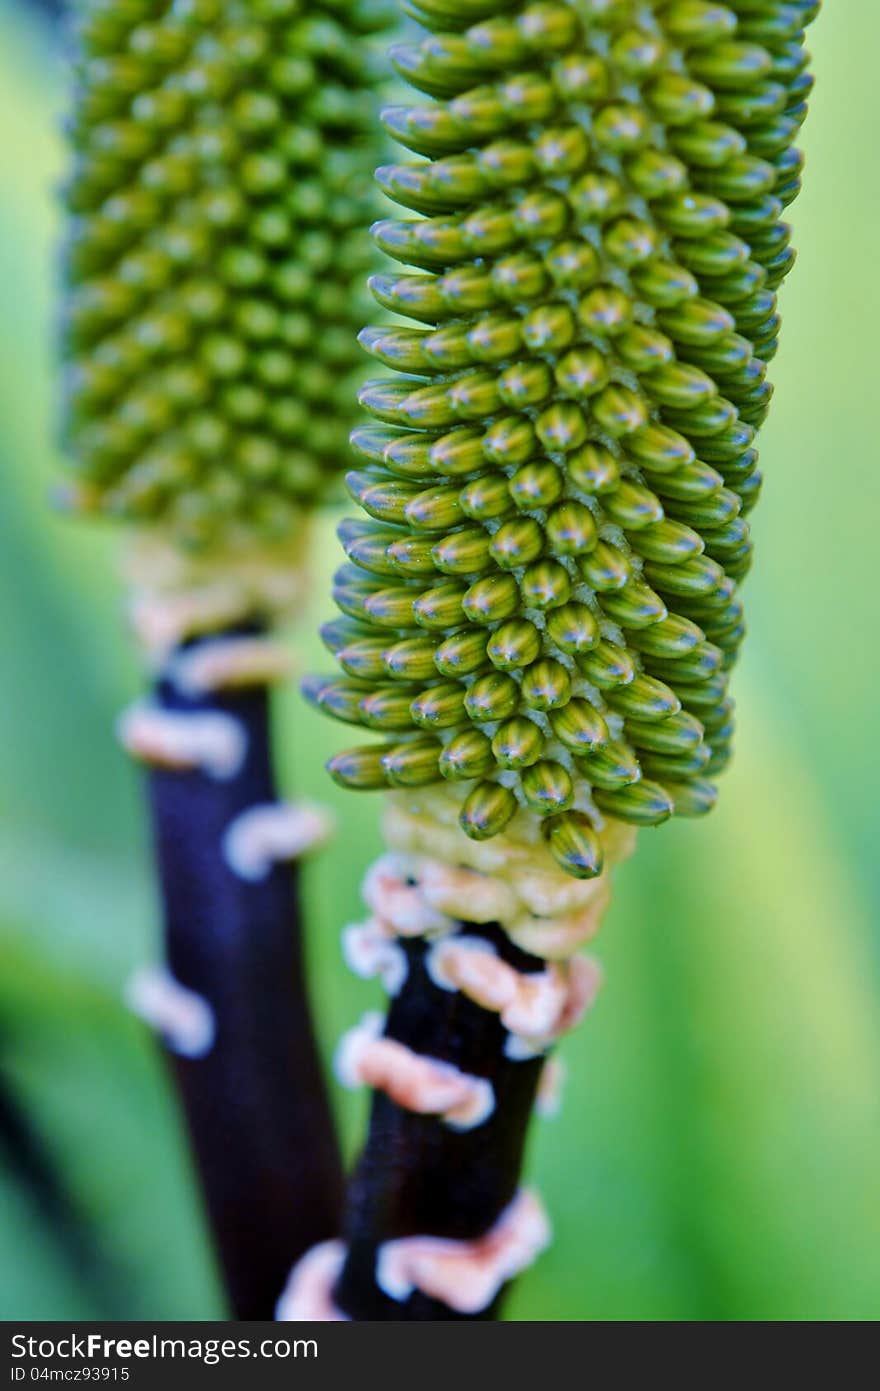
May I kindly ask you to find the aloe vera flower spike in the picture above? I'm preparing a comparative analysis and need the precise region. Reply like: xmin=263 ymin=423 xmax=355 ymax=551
xmin=61 ymin=0 xmax=390 ymax=1318
xmin=297 ymin=0 xmax=820 ymax=1321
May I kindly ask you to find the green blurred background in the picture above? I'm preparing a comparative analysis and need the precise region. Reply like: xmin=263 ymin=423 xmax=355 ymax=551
xmin=1 ymin=0 xmax=878 ymax=1322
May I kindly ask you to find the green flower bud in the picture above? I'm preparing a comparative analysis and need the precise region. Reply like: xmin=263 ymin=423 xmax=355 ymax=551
xmin=521 ymin=659 xmax=572 ymax=712
xmin=653 ymin=459 xmax=725 ymax=501
xmin=579 ymin=739 xmax=641 ymax=791
xmin=702 ymin=515 xmax=750 ymax=561
xmin=624 ymin=711 xmax=705 ymax=756
xmin=643 ymin=555 xmax=727 ymax=599
xmin=544 ymin=811 xmax=604 ymax=879
xmin=617 ymin=324 xmax=675 ymax=373
xmin=462 ymin=573 xmax=521 ymax=624
xmin=593 ymin=101 xmax=652 ymax=153
xmin=658 ymin=298 xmax=735 ymax=346
xmin=449 ymin=370 xmax=504 ymax=420
xmin=434 ymin=628 xmax=490 ymax=678
xmin=492 ymin=717 xmax=545 ymax=771
xmin=633 ymin=257 xmax=700 ymax=308
xmin=625 ymin=148 xmax=688 ymax=200
xmin=370 ymin=271 xmax=445 ymax=323
xmin=513 ymin=188 xmax=570 ymax=241
xmin=674 ymin=671 xmax=730 ymax=714
xmin=627 ymin=613 xmax=704 ymax=660
xmin=467 ymin=312 xmax=523 ymax=363
xmin=552 ymin=53 xmax=609 ymax=106
xmin=363 ymin=587 xmax=418 ymax=631
xmin=546 ymin=602 xmax=600 ymax=655
xmin=629 ymin=519 xmax=705 ymax=565
xmin=497 ymin=359 xmax=554 ymax=410
xmin=688 ymin=41 xmax=773 ymax=91
xmin=664 ymin=778 xmax=718 ymax=818
xmin=577 ymin=641 xmax=637 ymax=690
xmin=389 ymin=536 xmax=439 ymax=577
xmin=410 ymin=683 xmax=467 ymax=731
xmin=535 ymin=401 xmax=589 ymax=453
xmin=382 ymin=739 xmax=442 ymax=788
xmin=577 ymin=285 xmax=633 ymax=336
xmin=439 ymin=728 xmax=495 ymax=781
xmin=600 ymin=578 xmax=668 ymax=629
xmin=601 ymin=479 xmax=665 ymax=530
xmin=593 ymin=781 xmax=674 ymax=826
xmin=592 ymin=383 xmax=650 ymax=437
xmin=603 ymin=215 xmax=661 ymax=267
xmin=522 ymin=760 xmax=575 ymax=816
xmin=490 ymin=251 xmax=549 ymax=303
xmin=412 ymin=582 xmax=467 ymax=630
xmin=520 ymin=560 xmax=573 ymax=612
xmin=335 ymin=636 xmax=389 ymax=682
xmin=663 ymin=396 xmax=738 ymax=439
xmin=643 ymin=361 xmax=717 ymax=410
xmin=391 ymin=382 xmax=455 ymax=430
xmin=429 ymin=429 xmax=486 ymax=477
xmin=534 ymin=124 xmax=591 ymax=178
xmin=464 ymin=672 xmax=520 ymax=723
xmin=568 ymin=442 xmax=620 ymax=494
xmin=359 ymin=687 xmax=422 ymax=732
xmin=459 ymin=471 xmax=517 ymax=522
xmin=483 ymin=415 xmax=538 ymax=468
xmin=640 ymin=746 xmax=711 ymax=781
xmin=545 ymin=239 xmax=601 ymax=290
xmin=521 ymin=303 xmax=576 ymax=354
xmin=482 ymin=137 xmax=538 ymax=189
xmin=607 ymin=674 xmax=681 ymax=722
xmin=302 ymin=675 xmax=366 ymax=726
xmin=545 ymin=501 xmax=597 ymax=557
xmin=431 ymin=527 xmax=493 ymax=576
xmin=646 ymin=73 xmax=714 ymax=126
xmin=549 ymin=699 xmax=609 ymax=754
xmin=661 ymin=4 xmax=737 ymax=47
xmin=555 ymin=346 xmax=610 ymax=401
xmin=487 ymin=619 xmax=542 ymax=672
xmin=490 ymin=517 xmax=545 ymax=569
xmin=405 ymin=484 xmax=465 ymax=533
xmin=459 ymin=781 xmax=518 ymax=840
xmin=360 ymin=325 xmax=430 ymax=372
xmin=347 ymin=471 xmax=422 ymax=526
xmin=654 ymin=191 xmax=730 ymax=239
xmin=329 ymin=745 xmax=392 ymax=791
xmin=384 ymin=636 xmax=439 ymax=683
xmin=509 ymin=462 xmax=564 ymax=511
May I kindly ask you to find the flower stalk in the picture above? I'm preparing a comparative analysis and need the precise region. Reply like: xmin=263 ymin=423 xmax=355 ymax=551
xmin=60 ymin=0 xmax=391 ymax=1317
xmin=122 ymin=625 xmax=341 ymax=1318
xmin=306 ymin=0 xmax=820 ymax=1318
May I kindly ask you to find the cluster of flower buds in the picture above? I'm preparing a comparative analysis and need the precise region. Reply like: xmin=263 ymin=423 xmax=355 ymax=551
xmin=310 ymin=0 xmax=818 ymax=878
xmin=61 ymin=0 xmax=390 ymax=550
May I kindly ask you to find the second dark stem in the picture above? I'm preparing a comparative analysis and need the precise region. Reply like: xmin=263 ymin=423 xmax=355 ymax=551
xmin=145 ymin=629 xmax=343 ymax=1319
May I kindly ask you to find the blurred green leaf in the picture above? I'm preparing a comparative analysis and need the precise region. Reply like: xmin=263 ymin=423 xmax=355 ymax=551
xmin=0 ymin=842 xmax=223 ymax=1319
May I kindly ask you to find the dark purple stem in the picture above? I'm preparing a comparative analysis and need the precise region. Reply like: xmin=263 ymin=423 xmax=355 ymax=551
xmin=143 ymin=628 xmax=343 ymax=1319
xmin=334 ymin=922 xmax=545 ymax=1321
